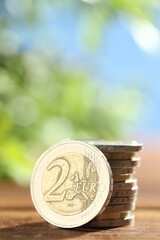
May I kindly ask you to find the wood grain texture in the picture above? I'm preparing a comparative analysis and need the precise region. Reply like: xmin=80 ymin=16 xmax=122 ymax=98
xmin=0 ymin=139 xmax=160 ymax=239
xmin=0 ymin=180 xmax=159 ymax=240
xmin=0 ymin=208 xmax=159 ymax=240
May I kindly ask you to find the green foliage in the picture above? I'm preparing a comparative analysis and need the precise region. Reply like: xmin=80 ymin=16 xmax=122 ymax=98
xmin=0 ymin=0 xmax=153 ymax=184
xmin=0 ymin=51 xmax=142 ymax=184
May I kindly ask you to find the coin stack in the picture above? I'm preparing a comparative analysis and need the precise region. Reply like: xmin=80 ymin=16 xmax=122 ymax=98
xmin=31 ymin=139 xmax=143 ymax=229
xmin=85 ymin=140 xmax=143 ymax=228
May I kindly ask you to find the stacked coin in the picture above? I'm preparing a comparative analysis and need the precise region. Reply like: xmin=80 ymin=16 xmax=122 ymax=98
xmin=84 ymin=140 xmax=143 ymax=228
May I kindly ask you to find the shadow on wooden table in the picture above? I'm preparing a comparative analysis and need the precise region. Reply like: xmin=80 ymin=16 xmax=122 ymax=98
xmin=0 ymin=221 xmax=106 ymax=240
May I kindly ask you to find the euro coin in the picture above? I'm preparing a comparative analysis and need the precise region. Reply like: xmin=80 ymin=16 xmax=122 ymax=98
xmin=96 ymin=210 xmax=133 ymax=220
xmin=104 ymin=203 xmax=136 ymax=213
xmin=109 ymin=158 xmax=140 ymax=168
xmin=112 ymin=167 xmax=136 ymax=175
xmin=31 ymin=140 xmax=113 ymax=228
xmin=88 ymin=140 xmax=143 ymax=153
xmin=109 ymin=196 xmax=137 ymax=205
xmin=112 ymin=187 xmax=138 ymax=197
xmin=113 ymin=178 xmax=137 ymax=190
xmin=104 ymin=152 xmax=136 ymax=160
xmin=84 ymin=216 xmax=135 ymax=228
xmin=113 ymin=174 xmax=133 ymax=182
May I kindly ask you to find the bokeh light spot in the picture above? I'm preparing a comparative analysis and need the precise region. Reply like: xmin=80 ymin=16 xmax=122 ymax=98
xmin=41 ymin=117 xmax=74 ymax=145
xmin=131 ymin=19 xmax=160 ymax=54
xmin=9 ymin=96 xmax=39 ymax=127
xmin=0 ymin=30 xmax=20 ymax=55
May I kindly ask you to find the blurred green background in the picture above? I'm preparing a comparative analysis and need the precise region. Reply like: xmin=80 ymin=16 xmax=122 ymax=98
xmin=0 ymin=0 xmax=159 ymax=185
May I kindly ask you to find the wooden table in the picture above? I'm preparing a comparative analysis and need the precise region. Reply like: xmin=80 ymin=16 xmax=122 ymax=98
xmin=0 ymin=139 xmax=160 ymax=239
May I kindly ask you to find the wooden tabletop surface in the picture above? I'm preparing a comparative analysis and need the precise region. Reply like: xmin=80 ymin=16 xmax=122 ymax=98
xmin=0 ymin=138 xmax=160 ymax=239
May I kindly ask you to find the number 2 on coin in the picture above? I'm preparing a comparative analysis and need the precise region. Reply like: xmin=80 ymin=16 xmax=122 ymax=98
xmin=44 ymin=159 xmax=69 ymax=202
